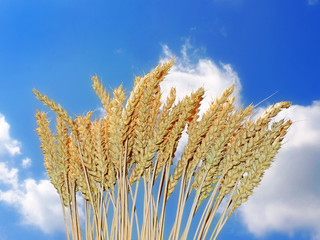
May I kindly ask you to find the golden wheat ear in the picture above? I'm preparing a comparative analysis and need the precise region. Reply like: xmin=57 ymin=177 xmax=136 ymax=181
xmin=33 ymin=89 xmax=76 ymax=133
xmin=91 ymin=76 xmax=111 ymax=114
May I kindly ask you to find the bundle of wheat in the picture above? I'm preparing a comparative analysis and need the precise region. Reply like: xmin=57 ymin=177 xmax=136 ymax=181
xmin=34 ymin=60 xmax=291 ymax=240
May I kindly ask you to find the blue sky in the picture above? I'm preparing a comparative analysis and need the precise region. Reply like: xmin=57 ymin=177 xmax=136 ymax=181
xmin=0 ymin=0 xmax=320 ymax=239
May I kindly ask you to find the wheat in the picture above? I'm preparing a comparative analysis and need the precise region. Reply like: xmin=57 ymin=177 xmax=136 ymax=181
xmin=33 ymin=89 xmax=76 ymax=133
xmin=55 ymin=116 xmax=72 ymax=206
xmin=166 ymin=87 xmax=205 ymax=197
xmin=34 ymin=60 xmax=291 ymax=240
xmin=92 ymin=76 xmax=111 ymax=114
xmin=36 ymin=110 xmax=61 ymax=193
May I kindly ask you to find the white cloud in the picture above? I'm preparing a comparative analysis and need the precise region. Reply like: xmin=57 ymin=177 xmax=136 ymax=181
xmin=0 ymin=162 xmax=85 ymax=235
xmin=21 ymin=157 xmax=32 ymax=169
xmin=239 ymin=101 xmax=320 ymax=240
xmin=19 ymin=179 xmax=64 ymax=233
xmin=0 ymin=114 xmax=21 ymax=156
xmin=160 ymin=42 xmax=241 ymax=115
xmin=0 ymin=162 xmax=19 ymax=189
xmin=0 ymin=162 xmax=64 ymax=234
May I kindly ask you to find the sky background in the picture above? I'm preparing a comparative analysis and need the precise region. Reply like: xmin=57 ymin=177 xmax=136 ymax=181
xmin=0 ymin=0 xmax=320 ymax=239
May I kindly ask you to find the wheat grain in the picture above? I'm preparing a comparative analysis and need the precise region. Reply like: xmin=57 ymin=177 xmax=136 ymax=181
xmin=33 ymin=89 xmax=76 ymax=133
xmin=36 ymin=110 xmax=61 ymax=192
xmin=92 ymin=76 xmax=111 ymax=114
xmin=108 ymin=85 xmax=125 ymax=172
xmin=56 ymin=116 xmax=72 ymax=206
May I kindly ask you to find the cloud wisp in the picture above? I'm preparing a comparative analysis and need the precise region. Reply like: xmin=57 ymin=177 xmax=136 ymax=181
xmin=308 ymin=0 xmax=319 ymax=6
xmin=21 ymin=157 xmax=32 ymax=169
xmin=0 ymin=114 xmax=21 ymax=156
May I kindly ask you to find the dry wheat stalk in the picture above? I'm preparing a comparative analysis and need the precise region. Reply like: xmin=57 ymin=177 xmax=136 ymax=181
xmin=34 ymin=60 xmax=291 ymax=240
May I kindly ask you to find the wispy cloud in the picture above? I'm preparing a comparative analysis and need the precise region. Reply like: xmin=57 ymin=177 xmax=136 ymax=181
xmin=114 ymin=48 xmax=124 ymax=54
xmin=239 ymin=101 xmax=320 ymax=240
xmin=160 ymin=42 xmax=241 ymax=110
xmin=21 ymin=157 xmax=32 ymax=169
xmin=0 ymin=114 xmax=21 ymax=156
xmin=308 ymin=0 xmax=319 ymax=5
xmin=0 ymin=162 xmax=19 ymax=188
